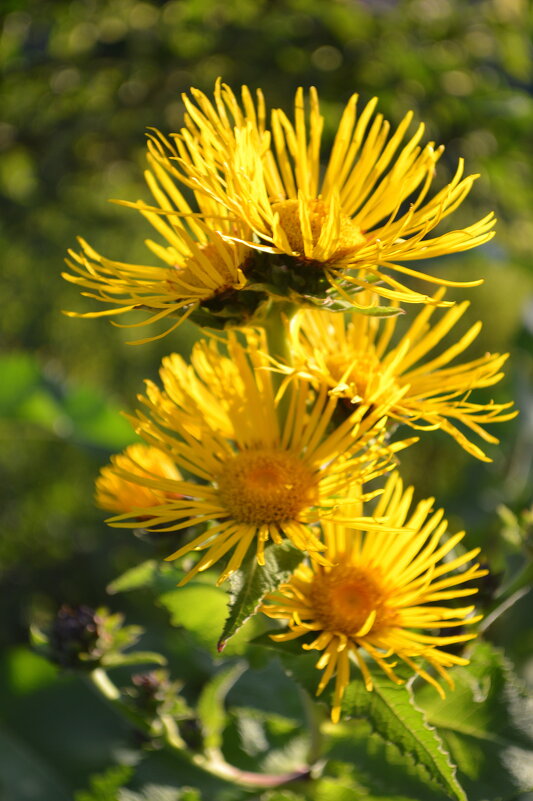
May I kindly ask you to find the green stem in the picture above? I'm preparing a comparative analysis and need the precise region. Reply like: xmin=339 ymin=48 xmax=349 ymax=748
xmin=298 ymin=686 xmax=325 ymax=770
xmin=262 ymin=300 xmax=297 ymax=428
xmin=262 ymin=300 xmax=296 ymax=367
xmin=479 ymin=558 xmax=533 ymax=632
xmin=88 ymin=667 xmax=312 ymax=790
xmin=89 ymin=668 xmax=150 ymax=733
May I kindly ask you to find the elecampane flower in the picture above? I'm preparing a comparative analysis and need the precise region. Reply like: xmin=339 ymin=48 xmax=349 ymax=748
xmin=262 ymin=471 xmax=487 ymax=723
xmin=96 ymin=443 xmax=182 ymax=515
xmin=104 ymin=333 xmax=414 ymax=584
xmin=63 ymin=152 xmax=254 ymax=343
xmin=282 ymin=288 xmax=516 ymax=461
xmin=160 ymin=81 xmax=495 ymax=308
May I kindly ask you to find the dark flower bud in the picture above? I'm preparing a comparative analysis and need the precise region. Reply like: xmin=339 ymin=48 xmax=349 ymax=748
xmin=49 ymin=605 xmax=100 ymax=668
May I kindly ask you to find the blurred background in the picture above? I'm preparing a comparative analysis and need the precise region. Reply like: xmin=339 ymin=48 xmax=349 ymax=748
xmin=1 ymin=0 xmax=532 ymax=798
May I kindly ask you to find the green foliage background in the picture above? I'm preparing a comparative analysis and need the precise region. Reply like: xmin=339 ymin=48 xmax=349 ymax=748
xmin=1 ymin=0 xmax=532 ymax=799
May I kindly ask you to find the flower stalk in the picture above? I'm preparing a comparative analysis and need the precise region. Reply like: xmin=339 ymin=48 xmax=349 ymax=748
xmin=88 ymin=666 xmax=315 ymax=789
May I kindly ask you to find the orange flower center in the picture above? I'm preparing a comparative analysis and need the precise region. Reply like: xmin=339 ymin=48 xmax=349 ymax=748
xmin=310 ymin=563 xmax=395 ymax=636
xmin=272 ymin=198 xmax=365 ymax=262
xmin=216 ymin=449 xmax=318 ymax=525
xmin=325 ymin=349 xmax=390 ymax=402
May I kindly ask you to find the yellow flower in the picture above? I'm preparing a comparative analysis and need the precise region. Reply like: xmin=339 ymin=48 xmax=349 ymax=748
xmin=282 ymin=288 xmax=516 ymax=461
xmin=262 ymin=471 xmax=487 ymax=723
xmin=63 ymin=151 xmax=254 ymax=344
xmin=160 ymin=81 xmax=495 ymax=309
xmin=105 ymin=333 xmax=414 ymax=584
xmin=96 ymin=443 xmax=182 ymax=515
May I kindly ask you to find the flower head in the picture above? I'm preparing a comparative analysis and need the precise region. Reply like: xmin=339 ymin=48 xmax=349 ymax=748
xmin=103 ymin=332 xmax=413 ymax=584
xmin=282 ymin=288 xmax=516 ymax=461
xmin=96 ymin=443 xmax=182 ymax=515
xmin=262 ymin=472 xmax=487 ymax=722
xmin=162 ymin=81 xmax=495 ymax=310
xmin=63 ymin=152 xmax=259 ymax=343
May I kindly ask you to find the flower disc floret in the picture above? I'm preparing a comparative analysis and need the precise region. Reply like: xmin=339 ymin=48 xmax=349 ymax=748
xmin=311 ymin=564 xmax=396 ymax=637
xmin=271 ymin=199 xmax=366 ymax=264
xmin=216 ymin=450 xmax=318 ymax=525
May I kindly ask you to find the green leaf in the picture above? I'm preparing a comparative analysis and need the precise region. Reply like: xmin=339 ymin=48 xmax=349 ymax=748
xmin=341 ymin=676 xmax=467 ymax=801
xmin=107 ymin=560 xmax=160 ymax=594
xmin=63 ymin=385 xmax=134 ymax=449
xmin=251 ymin=632 xmax=327 ymax=701
xmin=100 ymin=651 xmax=167 ymax=668
xmin=74 ymin=765 xmax=133 ymax=801
xmin=179 ymin=791 xmax=202 ymax=801
xmin=5 ymin=646 xmax=57 ymax=695
xmin=348 ymin=303 xmax=404 ymax=318
xmin=252 ymin=641 xmax=465 ymax=801
xmin=300 ymin=295 xmax=403 ymax=316
xmin=158 ymin=583 xmax=227 ymax=651
xmin=18 ymin=388 xmax=64 ymax=428
xmin=218 ymin=543 xmax=304 ymax=652
xmin=234 ymin=708 xmax=270 ymax=756
xmin=310 ymin=777 xmax=365 ymax=801
xmin=197 ymin=662 xmax=247 ymax=750
xmin=0 ymin=723 xmax=72 ymax=801
xmin=0 ymin=352 xmax=40 ymax=414
xmin=118 ymin=786 xmax=181 ymax=801
xmin=417 ymin=641 xmax=533 ymax=801
xmin=107 ymin=560 xmax=185 ymax=596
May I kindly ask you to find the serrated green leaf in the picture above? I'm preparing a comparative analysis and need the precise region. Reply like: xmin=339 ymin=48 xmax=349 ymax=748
xmin=341 ymin=677 xmax=466 ymax=801
xmin=218 ymin=543 xmax=304 ymax=652
xmin=417 ymin=641 xmax=533 ymax=801
xmin=253 ymin=641 xmax=465 ymax=801
xmin=197 ymin=662 xmax=246 ymax=750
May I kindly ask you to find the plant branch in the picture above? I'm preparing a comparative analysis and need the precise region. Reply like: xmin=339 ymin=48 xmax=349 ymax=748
xmin=88 ymin=666 xmax=313 ymax=790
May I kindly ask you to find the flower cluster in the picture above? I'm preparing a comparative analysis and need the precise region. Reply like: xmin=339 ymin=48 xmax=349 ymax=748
xmin=67 ymin=82 xmax=515 ymax=721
